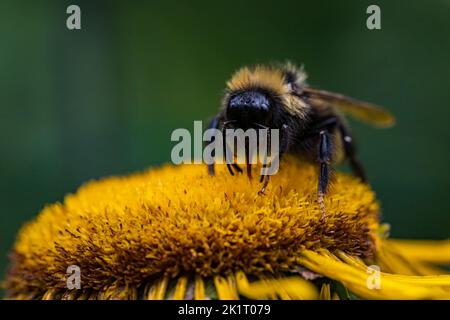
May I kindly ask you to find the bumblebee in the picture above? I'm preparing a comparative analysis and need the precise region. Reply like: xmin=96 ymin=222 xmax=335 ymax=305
xmin=207 ymin=63 xmax=394 ymax=205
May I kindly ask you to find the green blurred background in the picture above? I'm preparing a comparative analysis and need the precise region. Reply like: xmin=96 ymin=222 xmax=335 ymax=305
xmin=1 ymin=0 xmax=449 ymax=286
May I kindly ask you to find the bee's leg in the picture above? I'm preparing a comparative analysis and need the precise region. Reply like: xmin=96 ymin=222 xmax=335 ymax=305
xmin=259 ymin=127 xmax=270 ymax=183
xmin=206 ymin=116 xmax=220 ymax=176
xmin=257 ymin=125 xmax=290 ymax=194
xmin=233 ymin=163 xmax=244 ymax=174
xmin=318 ymin=129 xmax=332 ymax=218
xmin=307 ymin=118 xmax=366 ymax=182
xmin=221 ymin=121 xmax=243 ymax=176
xmin=260 ymin=124 xmax=289 ymax=179
xmin=259 ymin=175 xmax=270 ymax=194
xmin=253 ymin=123 xmax=269 ymax=182
xmin=258 ymin=128 xmax=271 ymax=194
xmin=222 ymin=124 xmax=235 ymax=176
xmin=338 ymin=124 xmax=367 ymax=182
xmin=207 ymin=116 xmax=243 ymax=176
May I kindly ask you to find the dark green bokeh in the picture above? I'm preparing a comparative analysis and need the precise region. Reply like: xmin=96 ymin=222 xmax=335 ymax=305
xmin=1 ymin=0 xmax=449 ymax=286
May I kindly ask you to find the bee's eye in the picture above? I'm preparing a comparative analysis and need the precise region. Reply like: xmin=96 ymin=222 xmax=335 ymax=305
xmin=228 ymin=91 xmax=270 ymax=111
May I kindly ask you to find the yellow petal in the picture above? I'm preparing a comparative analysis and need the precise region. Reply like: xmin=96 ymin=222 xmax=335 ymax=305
xmin=299 ymin=250 xmax=450 ymax=300
xmin=319 ymin=283 xmax=331 ymax=300
xmin=236 ymin=271 xmax=318 ymax=300
xmin=194 ymin=275 xmax=205 ymax=300
xmin=173 ymin=276 xmax=188 ymax=300
xmin=146 ymin=276 xmax=169 ymax=300
xmin=385 ymin=239 xmax=450 ymax=265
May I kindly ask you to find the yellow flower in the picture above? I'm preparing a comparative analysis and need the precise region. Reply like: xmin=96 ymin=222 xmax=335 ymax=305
xmin=3 ymin=157 xmax=450 ymax=300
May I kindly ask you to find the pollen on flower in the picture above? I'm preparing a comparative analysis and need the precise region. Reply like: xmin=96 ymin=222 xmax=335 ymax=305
xmin=5 ymin=157 xmax=381 ymax=296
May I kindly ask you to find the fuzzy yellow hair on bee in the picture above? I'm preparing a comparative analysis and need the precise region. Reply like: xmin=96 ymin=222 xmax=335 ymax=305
xmin=224 ymin=63 xmax=310 ymax=118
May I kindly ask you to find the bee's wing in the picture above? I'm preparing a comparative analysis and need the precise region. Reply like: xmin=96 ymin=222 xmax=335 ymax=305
xmin=303 ymin=87 xmax=395 ymax=128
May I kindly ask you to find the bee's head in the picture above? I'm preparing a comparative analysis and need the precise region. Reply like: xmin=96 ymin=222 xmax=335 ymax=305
xmin=223 ymin=64 xmax=309 ymax=128
xmin=226 ymin=90 xmax=272 ymax=128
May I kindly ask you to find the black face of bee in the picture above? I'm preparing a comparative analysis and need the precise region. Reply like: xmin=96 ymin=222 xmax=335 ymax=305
xmin=226 ymin=91 xmax=272 ymax=128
